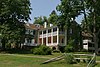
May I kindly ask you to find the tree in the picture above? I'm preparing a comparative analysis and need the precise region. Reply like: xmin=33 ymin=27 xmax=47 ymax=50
xmin=48 ymin=10 xmax=58 ymax=25
xmin=81 ymin=0 xmax=100 ymax=54
xmin=34 ymin=16 xmax=47 ymax=25
xmin=0 ymin=0 xmax=31 ymax=49
xmin=56 ymin=0 xmax=83 ymax=51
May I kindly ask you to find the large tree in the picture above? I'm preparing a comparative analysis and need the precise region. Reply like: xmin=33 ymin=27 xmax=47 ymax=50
xmin=81 ymin=0 xmax=100 ymax=54
xmin=56 ymin=0 xmax=83 ymax=51
xmin=34 ymin=16 xmax=47 ymax=25
xmin=0 ymin=0 xmax=31 ymax=49
xmin=48 ymin=10 xmax=58 ymax=25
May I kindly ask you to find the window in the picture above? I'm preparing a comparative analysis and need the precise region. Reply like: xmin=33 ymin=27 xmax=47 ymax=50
xmin=48 ymin=29 xmax=51 ymax=33
xmin=33 ymin=30 xmax=35 ymax=35
xmin=39 ymin=31 xmax=42 ymax=34
xmin=53 ymin=36 xmax=57 ymax=43
xmin=62 ymin=39 xmax=64 ymax=43
xmin=43 ymin=30 xmax=46 ymax=34
xmin=53 ymin=27 xmax=57 ymax=32
xmin=48 ymin=37 xmax=51 ymax=43
xmin=27 ymin=39 xmax=31 ymax=43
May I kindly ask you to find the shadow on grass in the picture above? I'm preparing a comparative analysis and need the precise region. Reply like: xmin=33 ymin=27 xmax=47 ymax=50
xmin=0 ymin=48 xmax=32 ymax=54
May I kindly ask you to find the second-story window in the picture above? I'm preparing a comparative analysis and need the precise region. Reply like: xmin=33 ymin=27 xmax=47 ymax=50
xmin=39 ymin=31 xmax=42 ymax=35
xmin=48 ymin=29 xmax=51 ymax=33
xmin=43 ymin=30 xmax=46 ymax=34
xmin=53 ymin=27 xmax=57 ymax=32
xmin=33 ymin=30 xmax=35 ymax=35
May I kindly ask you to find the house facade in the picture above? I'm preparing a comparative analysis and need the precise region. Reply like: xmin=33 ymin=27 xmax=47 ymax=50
xmin=23 ymin=22 xmax=82 ymax=51
xmin=38 ymin=26 xmax=66 ymax=50
xmin=37 ymin=22 xmax=82 ymax=50
xmin=22 ymin=23 xmax=43 ymax=47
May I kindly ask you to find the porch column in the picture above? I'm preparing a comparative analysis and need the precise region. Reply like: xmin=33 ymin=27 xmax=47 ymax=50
xmin=57 ymin=27 xmax=59 ymax=45
xmin=51 ymin=29 xmax=53 ymax=45
xmin=46 ymin=30 xmax=48 ymax=46
xmin=42 ymin=31 xmax=43 ymax=45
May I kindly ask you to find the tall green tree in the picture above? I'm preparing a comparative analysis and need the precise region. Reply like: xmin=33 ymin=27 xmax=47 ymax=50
xmin=56 ymin=0 xmax=83 ymax=51
xmin=81 ymin=0 xmax=100 ymax=54
xmin=34 ymin=16 xmax=47 ymax=25
xmin=48 ymin=10 xmax=58 ymax=25
xmin=0 ymin=0 xmax=31 ymax=49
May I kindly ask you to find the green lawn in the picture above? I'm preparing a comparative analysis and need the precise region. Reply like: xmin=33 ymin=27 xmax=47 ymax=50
xmin=0 ymin=54 xmax=87 ymax=67
xmin=0 ymin=53 xmax=100 ymax=67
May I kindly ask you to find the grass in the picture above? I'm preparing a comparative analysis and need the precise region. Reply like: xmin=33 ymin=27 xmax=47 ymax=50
xmin=0 ymin=53 xmax=87 ymax=67
xmin=0 ymin=51 xmax=100 ymax=67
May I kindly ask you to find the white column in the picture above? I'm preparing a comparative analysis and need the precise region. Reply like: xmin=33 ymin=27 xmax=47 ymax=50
xmin=51 ymin=29 xmax=53 ymax=45
xmin=57 ymin=27 xmax=59 ymax=45
xmin=37 ymin=30 xmax=39 ymax=45
xmin=42 ymin=31 xmax=43 ymax=45
xmin=46 ymin=30 xmax=48 ymax=46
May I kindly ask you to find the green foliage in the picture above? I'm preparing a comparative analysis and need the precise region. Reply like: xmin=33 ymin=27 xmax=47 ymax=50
xmin=65 ymin=40 xmax=74 ymax=53
xmin=48 ymin=10 xmax=58 ymax=25
xmin=0 ymin=0 xmax=31 ymax=49
xmin=34 ymin=16 xmax=47 ymax=25
xmin=65 ymin=45 xmax=73 ymax=53
xmin=64 ymin=53 xmax=74 ymax=64
xmin=31 ymin=45 xmax=52 ymax=55
xmin=58 ymin=46 xmax=65 ymax=53
xmin=56 ymin=0 xmax=83 ymax=27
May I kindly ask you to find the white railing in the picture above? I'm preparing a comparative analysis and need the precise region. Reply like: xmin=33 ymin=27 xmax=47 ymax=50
xmin=83 ymin=40 xmax=91 ymax=43
xmin=52 ymin=32 xmax=57 ymax=36
xmin=47 ymin=33 xmax=52 ymax=37
xmin=59 ymin=31 xmax=65 ymax=35
xmin=39 ymin=31 xmax=57 ymax=38
xmin=47 ymin=43 xmax=58 ymax=46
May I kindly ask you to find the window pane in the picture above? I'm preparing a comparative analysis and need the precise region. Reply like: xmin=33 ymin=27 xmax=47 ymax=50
xmin=53 ymin=27 xmax=57 ymax=32
xmin=48 ymin=29 xmax=51 ymax=33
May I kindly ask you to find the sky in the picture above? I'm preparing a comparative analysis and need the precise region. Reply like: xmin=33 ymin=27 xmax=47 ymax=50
xmin=30 ymin=0 xmax=83 ymax=24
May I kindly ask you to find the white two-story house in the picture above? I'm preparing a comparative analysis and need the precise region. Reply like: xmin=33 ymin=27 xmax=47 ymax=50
xmin=38 ymin=22 xmax=67 ymax=50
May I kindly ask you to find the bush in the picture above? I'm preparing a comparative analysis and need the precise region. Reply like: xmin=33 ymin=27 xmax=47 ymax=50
xmin=65 ymin=45 xmax=73 ymax=53
xmin=58 ymin=46 xmax=65 ymax=53
xmin=64 ymin=53 xmax=74 ymax=64
xmin=64 ymin=40 xmax=74 ymax=53
xmin=31 ymin=45 xmax=52 ymax=55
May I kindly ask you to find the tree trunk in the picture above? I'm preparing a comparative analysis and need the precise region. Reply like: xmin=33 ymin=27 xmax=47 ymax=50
xmin=65 ymin=28 xmax=68 ymax=46
xmin=1 ymin=38 xmax=6 ymax=50
xmin=93 ymin=11 xmax=98 ymax=54
xmin=94 ymin=33 xmax=98 ymax=54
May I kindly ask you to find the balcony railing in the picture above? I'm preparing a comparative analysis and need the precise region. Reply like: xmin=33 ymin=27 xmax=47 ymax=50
xmin=83 ymin=40 xmax=91 ymax=43
xmin=59 ymin=31 xmax=65 ymax=35
xmin=39 ymin=31 xmax=57 ymax=38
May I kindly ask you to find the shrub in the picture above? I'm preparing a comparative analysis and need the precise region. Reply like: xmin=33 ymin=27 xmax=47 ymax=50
xmin=64 ymin=53 xmax=74 ymax=64
xmin=31 ymin=45 xmax=52 ymax=55
xmin=65 ymin=45 xmax=73 ymax=53
xmin=52 ymin=50 xmax=60 ymax=53
xmin=64 ymin=40 xmax=74 ymax=53
xmin=58 ymin=46 xmax=65 ymax=53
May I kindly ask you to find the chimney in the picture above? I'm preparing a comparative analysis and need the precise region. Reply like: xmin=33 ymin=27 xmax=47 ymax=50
xmin=50 ymin=24 xmax=53 ymax=27
xmin=44 ymin=22 xmax=47 ymax=28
